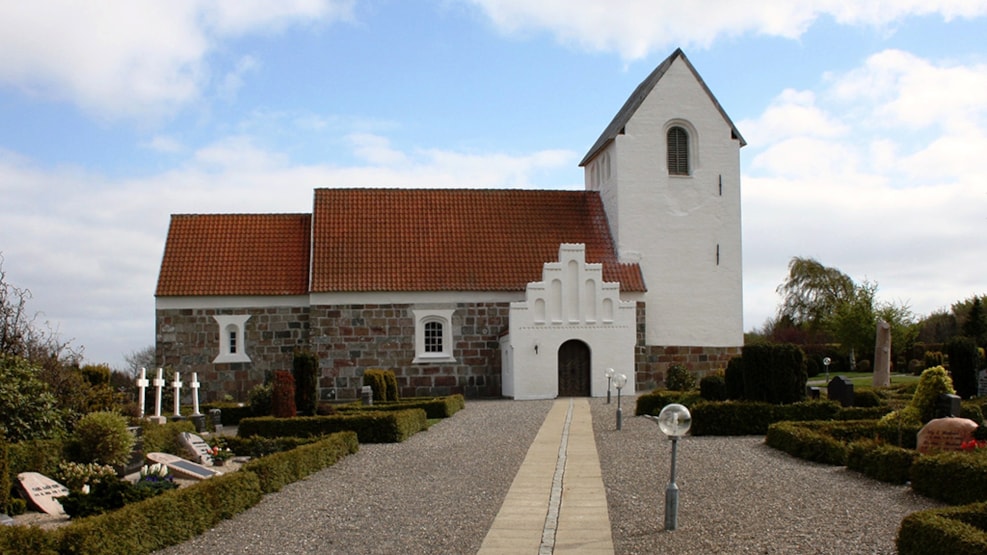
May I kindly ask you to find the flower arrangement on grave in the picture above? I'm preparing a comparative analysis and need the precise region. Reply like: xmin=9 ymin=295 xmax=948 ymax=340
xmin=961 ymin=438 xmax=987 ymax=451
xmin=54 ymin=461 xmax=118 ymax=493
xmin=208 ymin=438 xmax=235 ymax=465
xmin=138 ymin=463 xmax=174 ymax=484
xmin=58 ymin=463 xmax=177 ymax=518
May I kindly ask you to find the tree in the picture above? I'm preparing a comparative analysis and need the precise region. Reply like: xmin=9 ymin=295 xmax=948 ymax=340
xmin=961 ymin=296 xmax=986 ymax=347
xmin=776 ymin=257 xmax=855 ymax=334
xmin=0 ymin=354 xmax=65 ymax=441
xmin=123 ymin=345 xmax=156 ymax=379
xmin=0 ymin=254 xmax=80 ymax=365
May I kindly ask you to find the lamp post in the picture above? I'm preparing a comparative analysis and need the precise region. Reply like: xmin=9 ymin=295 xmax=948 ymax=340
xmin=614 ymin=373 xmax=627 ymax=430
xmin=823 ymin=357 xmax=832 ymax=384
xmin=605 ymin=368 xmax=615 ymax=404
xmin=645 ymin=403 xmax=692 ymax=531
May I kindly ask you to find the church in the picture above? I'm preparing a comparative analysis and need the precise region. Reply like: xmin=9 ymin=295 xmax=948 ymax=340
xmin=154 ymin=48 xmax=745 ymax=402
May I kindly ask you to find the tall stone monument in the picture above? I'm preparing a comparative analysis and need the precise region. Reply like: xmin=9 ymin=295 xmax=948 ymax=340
xmin=873 ymin=320 xmax=891 ymax=388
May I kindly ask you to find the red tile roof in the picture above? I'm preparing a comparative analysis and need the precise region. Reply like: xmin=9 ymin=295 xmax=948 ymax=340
xmin=156 ymin=213 xmax=312 ymax=296
xmin=310 ymin=188 xmax=645 ymax=292
xmin=156 ymin=189 xmax=645 ymax=297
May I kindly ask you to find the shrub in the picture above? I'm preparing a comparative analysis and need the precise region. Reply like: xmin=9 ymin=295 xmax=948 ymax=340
xmin=699 ymin=373 xmax=728 ymax=401
xmin=69 ymin=411 xmax=134 ymax=467
xmin=690 ymin=400 xmax=840 ymax=436
xmin=724 ymin=356 xmax=744 ymax=400
xmin=924 ymin=351 xmax=945 ymax=370
xmin=856 ymin=359 xmax=872 ymax=373
xmin=0 ymin=354 xmax=64 ymax=442
xmin=947 ymin=336 xmax=980 ymax=399
xmin=911 ymin=451 xmax=987 ymax=505
xmin=139 ymin=419 xmax=194 ymax=455
xmin=292 ymin=350 xmax=319 ymax=416
xmin=243 ymin=432 xmax=358 ymax=493
xmin=665 ymin=364 xmax=696 ymax=391
xmin=238 ymin=408 xmax=427 ymax=443
xmin=911 ymin=366 xmax=956 ymax=424
xmin=897 ymin=502 xmax=987 ymax=555
xmin=852 ymin=389 xmax=883 ymax=408
xmin=271 ymin=371 xmax=296 ymax=418
xmin=247 ymin=383 xmax=272 ymax=417
xmin=741 ymin=343 xmax=807 ymax=404
xmin=0 ymin=432 xmax=10 ymax=514
xmin=846 ymin=440 xmax=917 ymax=484
xmin=53 ymin=461 xmax=117 ymax=492
xmin=363 ymin=369 xmax=399 ymax=402
xmin=764 ymin=421 xmax=847 ymax=465
xmin=634 ymin=390 xmax=701 ymax=416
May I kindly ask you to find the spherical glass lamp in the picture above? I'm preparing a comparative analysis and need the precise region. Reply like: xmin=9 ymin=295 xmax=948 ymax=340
xmin=656 ymin=403 xmax=691 ymax=438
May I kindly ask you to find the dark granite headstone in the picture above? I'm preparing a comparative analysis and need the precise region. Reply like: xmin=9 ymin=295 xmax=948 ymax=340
xmin=827 ymin=376 xmax=854 ymax=407
xmin=935 ymin=394 xmax=961 ymax=419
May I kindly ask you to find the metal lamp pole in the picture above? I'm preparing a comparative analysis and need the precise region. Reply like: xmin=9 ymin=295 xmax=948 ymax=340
xmin=614 ymin=373 xmax=627 ymax=430
xmin=605 ymin=368 xmax=614 ymax=404
xmin=645 ymin=403 xmax=692 ymax=531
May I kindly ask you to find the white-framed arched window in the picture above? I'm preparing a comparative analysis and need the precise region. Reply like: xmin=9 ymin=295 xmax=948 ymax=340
xmin=665 ymin=120 xmax=697 ymax=177
xmin=213 ymin=314 xmax=251 ymax=363
xmin=412 ymin=308 xmax=456 ymax=363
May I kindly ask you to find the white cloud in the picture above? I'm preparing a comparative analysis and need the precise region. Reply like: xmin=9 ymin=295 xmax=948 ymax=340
xmin=740 ymin=49 xmax=987 ymax=329
xmin=465 ymin=0 xmax=987 ymax=59
xmin=0 ymin=1 xmax=353 ymax=121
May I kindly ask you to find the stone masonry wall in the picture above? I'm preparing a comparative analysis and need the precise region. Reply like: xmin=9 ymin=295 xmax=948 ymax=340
xmin=633 ymin=302 xmax=742 ymax=391
xmin=311 ymin=302 xmax=507 ymax=400
xmin=156 ymin=306 xmax=310 ymax=402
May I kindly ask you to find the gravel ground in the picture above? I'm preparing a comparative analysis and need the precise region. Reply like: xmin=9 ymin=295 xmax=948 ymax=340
xmin=154 ymin=397 xmax=945 ymax=555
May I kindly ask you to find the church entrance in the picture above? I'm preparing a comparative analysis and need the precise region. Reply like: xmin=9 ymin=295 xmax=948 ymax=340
xmin=557 ymin=339 xmax=591 ymax=397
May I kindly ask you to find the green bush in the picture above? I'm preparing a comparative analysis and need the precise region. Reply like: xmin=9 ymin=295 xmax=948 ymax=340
xmin=139 ymin=419 xmax=195 ymax=455
xmin=724 ymin=356 xmax=744 ymax=400
xmin=924 ymin=351 xmax=945 ymax=370
xmin=335 ymin=395 xmax=466 ymax=419
xmin=852 ymin=389 xmax=882 ymax=408
xmin=898 ymin=502 xmax=987 ymax=555
xmin=846 ymin=440 xmax=917 ymax=484
xmin=689 ymin=400 xmax=840 ymax=436
xmin=911 ymin=451 xmax=987 ymax=505
xmin=247 ymin=383 xmax=272 ymax=417
xmin=292 ymin=350 xmax=319 ymax=416
xmin=363 ymin=369 xmax=399 ymax=402
xmin=243 ymin=432 xmax=358 ymax=493
xmin=764 ymin=421 xmax=848 ymax=465
xmin=0 ymin=524 xmax=57 ymax=555
xmin=947 ymin=336 xmax=980 ymax=399
xmin=200 ymin=402 xmax=253 ymax=426
xmin=665 ymin=364 xmax=696 ymax=391
xmin=238 ymin=408 xmax=428 ymax=443
xmin=0 ymin=354 xmax=64 ymax=442
xmin=634 ymin=390 xmax=701 ymax=417
xmin=911 ymin=366 xmax=957 ymax=424
xmin=6 ymin=439 xmax=64 ymax=479
xmin=0 ymin=432 xmax=10 ymax=514
xmin=69 ymin=411 xmax=134 ymax=467
xmin=699 ymin=373 xmax=728 ymax=401
xmin=740 ymin=344 xmax=807 ymax=404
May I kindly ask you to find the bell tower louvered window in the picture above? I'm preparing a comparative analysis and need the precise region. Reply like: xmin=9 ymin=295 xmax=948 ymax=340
xmin=667 ymin=126 xmax=689 ymax=176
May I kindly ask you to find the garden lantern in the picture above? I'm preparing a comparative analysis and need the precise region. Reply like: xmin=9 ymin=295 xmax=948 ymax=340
xmin=645 ymin=403 xmax=691 ymax=531
xmin=605 ymin=368 xmax=615 ymax=404
xmin=614 ymin=373 xmax=627 ymax=430
xmin=823 ymin=357 xmax=832 ymax=383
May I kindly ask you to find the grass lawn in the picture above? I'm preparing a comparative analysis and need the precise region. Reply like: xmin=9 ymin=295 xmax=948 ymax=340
xmin=807 ymin=371 xmax=919 ymax=388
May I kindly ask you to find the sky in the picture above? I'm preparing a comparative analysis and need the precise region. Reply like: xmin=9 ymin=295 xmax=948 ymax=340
xmin=1 ymin=1 xmax=985 ymax=371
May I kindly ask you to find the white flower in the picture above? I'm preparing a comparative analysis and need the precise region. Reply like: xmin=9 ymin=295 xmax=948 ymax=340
xmin=81 ymin=484 xmax=90 ymax=495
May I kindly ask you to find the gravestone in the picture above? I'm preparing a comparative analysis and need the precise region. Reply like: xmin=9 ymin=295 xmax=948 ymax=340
xmin=806 ymin=386 xmax=820 ymax=400
xmin=0 ymin=513 xmax=14 ymax=526
xmin=178 ymin=432 xmax=213 ymax=465
xmin=208 ymin=408 xmax=223 ymax=433
xmin=361 ymin=385 xmax=373 ymax=406
xmin=873 ymin=320 xmax=891 ymax=388
xmin=978 ymin=370 xmax=987 ymax=398
xmin=146 ymin=452 xmax=222 ymax=480
xmin=916 ymin=417 xmax=978 ymax=454
xmin=17 ymin=472 xmax=69 ymax=515
xmin=827 ymin=376 xmax=854 ymax=407
xmin=935 ymin=394 xmax=961 ymax=419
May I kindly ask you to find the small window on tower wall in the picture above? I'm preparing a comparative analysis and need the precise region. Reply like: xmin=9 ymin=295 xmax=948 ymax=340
xmin=667 ymin=126 xmax=689 ymax=176
xmin=213 ymin=314 xmax=251 ymax=364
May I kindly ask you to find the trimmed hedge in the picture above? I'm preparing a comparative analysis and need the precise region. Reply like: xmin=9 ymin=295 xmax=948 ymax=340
xmin=634 ymin=390 xmax=701 ymax=417
xmin=689 ymin=400 xmax=840 ymax=436
xmin=337 ymin=395 xmax=466 ymax=420
xmin=363 ymin=369 xmax=399 ymax=402
xmin=200 ymin=403 xmax=253 ymax=426
xmin=237 ymin=408 xmax=428 ymax=443
xmin=243 ymin=432 xmax=358 ymax=493
xmin=0 ymin=432 xmax=360 ymax=555
xmin=898 ymin=502 xmax=987 ymax=555
xmin=765 ymin=421 xmax=848 ymax=465
xmin=846 ymin=440 xmax=918 ymax=484
xmin=911 ymin=451 xmax=987 ymax=505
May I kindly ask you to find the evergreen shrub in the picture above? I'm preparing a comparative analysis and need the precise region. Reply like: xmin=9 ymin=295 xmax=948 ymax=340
xmin=238 ymin=409 xmax=428 ymax=443
xmin=741 ymin=344 xmax=807 ymax=404
xmin=292 ymin=350 xmax=319 ymax=416
xmin=911 ymin=451 xmax=987 ymax=505
xmin=634 ymin=390 xmax=700 ymax=416
xmin=724 ymin=356 xmax=744 ymax=399
xmin=665 ymin=364 xmax=696 ymax=391
xmin=139 ymin=419 xmax=195 ymax=455
xmin=897 ymin=502 xmax=987 ymax=555
xmin=243 ymin=432 xmax=358 ymax=493
xmin=845 ymin=439 xmax=917 ymax=484
xmin=764 ymin=421 xmax=848 ymax=465
xmin=247 ymin=383 xmax=272 ymax=417
xmin=363 ymin=369 xmax=399 ymax=402
xmin=271 ymin=371 xmax=296 ymax=418
xmin=69 ymin=411 xmax=134 ymax=467
xmin=699 ymin=373 xmax=728 ymax=401
xmin=947 ymin=336 xmax=980 ymax=399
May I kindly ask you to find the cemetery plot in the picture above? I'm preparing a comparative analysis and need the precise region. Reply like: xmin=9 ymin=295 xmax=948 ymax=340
xmin=147 ymin=452 xmax=223 ymax=480
xmin=179 ymin=432 xmax=214 ymax=464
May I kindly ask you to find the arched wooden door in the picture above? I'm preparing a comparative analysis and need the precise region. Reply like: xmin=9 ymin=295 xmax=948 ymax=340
xmin=557 ymin=339 xmax=591 ymax=397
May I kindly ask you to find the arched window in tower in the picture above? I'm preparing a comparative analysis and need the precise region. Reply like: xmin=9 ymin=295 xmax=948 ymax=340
xmin=667 ymin=126 xmax=689 ymax=176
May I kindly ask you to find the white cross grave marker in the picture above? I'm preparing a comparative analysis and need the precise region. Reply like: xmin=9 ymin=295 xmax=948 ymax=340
xmin=172 ymin=371 xmax=183 ymax=417
xmin=190 ymin=372 xmax=201 ymax=416
xmin=136 ymin=367 xmax=149 ymax=418
xmin=150 ymin=368 xmax=166 ymax=424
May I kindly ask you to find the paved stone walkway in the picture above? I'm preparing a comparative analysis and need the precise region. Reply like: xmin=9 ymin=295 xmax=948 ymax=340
xmin=477 ymin=398 xmax=614 ymax=555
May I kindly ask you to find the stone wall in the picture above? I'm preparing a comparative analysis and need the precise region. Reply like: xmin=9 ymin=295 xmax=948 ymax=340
xmin=311 ymin=302 xmax=506 ymax=400
xmin=632 ymin=302 xmax=741 ymax=390
xmin=156 ymin=306 xmax=310 ymax=402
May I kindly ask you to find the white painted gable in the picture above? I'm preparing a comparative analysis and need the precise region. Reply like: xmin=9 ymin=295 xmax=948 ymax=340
xmin=503 ymin=244 xmax=636 ymax=399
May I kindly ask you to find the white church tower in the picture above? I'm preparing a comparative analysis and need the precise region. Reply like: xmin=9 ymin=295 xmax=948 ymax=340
xmin=580 ymin=49 xmax=745 ymax=354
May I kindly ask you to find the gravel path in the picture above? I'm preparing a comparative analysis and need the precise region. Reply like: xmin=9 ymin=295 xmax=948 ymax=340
xmin=155 ymin=397 xmax=944 ymax=554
